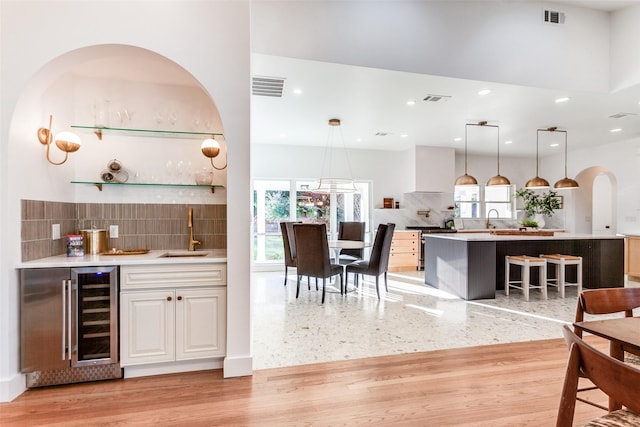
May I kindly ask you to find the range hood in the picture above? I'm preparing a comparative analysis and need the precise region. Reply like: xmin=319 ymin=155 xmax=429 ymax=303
xmin=410 ymin=146 xmax=455 ymax=193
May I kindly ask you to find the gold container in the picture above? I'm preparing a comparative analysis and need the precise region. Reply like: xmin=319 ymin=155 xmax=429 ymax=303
xmin=81 ymin=229 xmax=108 ymax=255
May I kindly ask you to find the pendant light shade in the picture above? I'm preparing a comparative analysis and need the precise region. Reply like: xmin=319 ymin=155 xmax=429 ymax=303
xmin=454 ymin=123 xmax=478 ymax=186
xmin=525 ymin=128 xmax=550 ymax=189
xmin=553 ymin=127 xmax=579 ymax=190
xmin=314 ymin=118 xmax=358 ymax=194
xmin=485 ymin=121 xmax=511 ymax=186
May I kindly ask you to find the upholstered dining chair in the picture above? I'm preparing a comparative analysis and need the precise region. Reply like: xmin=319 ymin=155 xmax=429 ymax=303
xmin=337 ymin=221 xmax=365 ymax=264
xmin=345 ymin=223 xmax=395 ymax=299
xmin=557 ymin=325 xmax=640 ymax=427
xmin=293 ymin=223 xmax=343 ymax=304
xmin=280 ymin=221 xmax=301 ymax=286
xmin=571 ymin=287 xmax=640 ymax=409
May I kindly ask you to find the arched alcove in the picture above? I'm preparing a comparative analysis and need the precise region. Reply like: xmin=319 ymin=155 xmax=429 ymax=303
xmin=571 ymin=167 xmax=617 ymax=234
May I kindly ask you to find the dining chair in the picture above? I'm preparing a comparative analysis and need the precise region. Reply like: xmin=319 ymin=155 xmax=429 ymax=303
xmin=571 ymin=287 xmax=640 ymax=409
xmin=280 ymin=221 xmax=301 ymax=286
xmin=345 ymin=223 xmax=395 ymax=299
xmin=293 ymin=223 xmax=343 ymax=304
xmin=557 ymin=325 xmax=640 ymax=427
xmin=337 ymin=221 xmax=365 ymax=264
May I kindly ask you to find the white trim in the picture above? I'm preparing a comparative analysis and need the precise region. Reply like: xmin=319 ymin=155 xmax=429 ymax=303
xmin=123 ymin=359 xmax=222 ymax=379
xmin=223 ymin=355 xmax=253 ymax=378
xmin=0 ymin=372 xmax=26 ymax=403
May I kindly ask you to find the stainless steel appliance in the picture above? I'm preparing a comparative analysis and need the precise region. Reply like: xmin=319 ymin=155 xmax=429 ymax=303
xmin=20 ymin=266 xmax=122 ymax=388
xmin=405 ymin=226 xmax=458 ymax=270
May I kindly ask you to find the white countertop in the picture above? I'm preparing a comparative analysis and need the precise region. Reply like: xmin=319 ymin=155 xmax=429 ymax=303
xmin=16 ymin=249 xmax=227 ymax=269
xmin=424 ymin=232 xmax=624 ymax=242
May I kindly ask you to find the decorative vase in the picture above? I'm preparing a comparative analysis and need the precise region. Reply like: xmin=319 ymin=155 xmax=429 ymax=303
xmin=194 ymin=168 xmax=213 ymax=185
xmin=533 ymin=213 xmax=545 ymax=229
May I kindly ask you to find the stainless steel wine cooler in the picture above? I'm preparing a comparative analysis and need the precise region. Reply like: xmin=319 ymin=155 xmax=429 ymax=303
xmin=20 ymin=266 xmax=122 ymax=388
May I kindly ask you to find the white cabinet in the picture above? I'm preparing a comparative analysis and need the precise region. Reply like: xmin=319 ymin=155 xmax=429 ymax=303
xmin=414 ymin=146 xmax=455 ymax=193
xmin=120 ymin=264 xmax=226 ymax=368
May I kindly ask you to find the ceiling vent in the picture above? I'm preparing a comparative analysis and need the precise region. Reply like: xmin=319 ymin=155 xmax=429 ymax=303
xmin=609 ymin=112 xmax=637 ymax=119
xmin=375 ymin=132 xmax=390 ymax=136
xmin=423 ymin=94 xmax=451 ymax=102
xmin=543 ymin=9 xmax=566 ymax=24
xmin=252 ymin=76 xmax=285 ymax=97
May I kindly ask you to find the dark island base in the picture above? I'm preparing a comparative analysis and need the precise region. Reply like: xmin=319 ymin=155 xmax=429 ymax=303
xmin=424 ymin=237 xmax=624 ymax=300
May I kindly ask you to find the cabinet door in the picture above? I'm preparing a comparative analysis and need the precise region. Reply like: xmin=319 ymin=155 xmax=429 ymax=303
xmin=120 ymin=290 xmax=175 ymax=366
xmin=175 ymin=288 xmax=226 ymax=360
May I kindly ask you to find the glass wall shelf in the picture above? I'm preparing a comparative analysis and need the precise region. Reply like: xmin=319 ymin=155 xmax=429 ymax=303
xmin=70 ymin=125 xmax=223 ymax=140
xmin=71 ymin=181 xmax=224 ymax=193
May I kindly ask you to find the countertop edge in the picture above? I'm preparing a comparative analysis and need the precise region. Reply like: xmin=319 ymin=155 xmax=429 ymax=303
xmin=423 ymin=233 xmax=624 ymax=242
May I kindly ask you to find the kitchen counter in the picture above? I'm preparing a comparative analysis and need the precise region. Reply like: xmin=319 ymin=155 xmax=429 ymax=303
xmin=16 ymin=249 xmax=227 ymax=269
xmin=424 ymin=233 xmax=623 ymax=300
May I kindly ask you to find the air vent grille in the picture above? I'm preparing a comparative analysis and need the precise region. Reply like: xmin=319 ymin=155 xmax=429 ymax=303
xmin=252 ymin=76 xmax=285 ymax=97
xmin=543 ymin=9 xmax=566 ymax=24
xmin=609 ymin=112 xmax=637 ymax=119
xmin=423 ymin=94 xmax=451 ymax=102
xmin=375 ymin=132 xmax=389 ymax=136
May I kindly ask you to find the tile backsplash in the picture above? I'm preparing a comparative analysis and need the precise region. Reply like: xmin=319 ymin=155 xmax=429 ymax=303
xmin=21 ymin=200 xmax=226 ymax=262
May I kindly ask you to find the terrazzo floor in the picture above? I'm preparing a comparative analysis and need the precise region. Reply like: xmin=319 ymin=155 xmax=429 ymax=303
xmin=252 ymin=269 xmax=640 ymax=370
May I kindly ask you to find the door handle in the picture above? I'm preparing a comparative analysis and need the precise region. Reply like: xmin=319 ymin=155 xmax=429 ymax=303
xmin=68 ymin=279 xmax=73 ymax=362
xmin=61 ymin=279 xmax=66 ymax=361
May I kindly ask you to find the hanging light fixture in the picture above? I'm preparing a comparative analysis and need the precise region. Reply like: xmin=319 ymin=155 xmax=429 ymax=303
xmin=484 ymin=121 xmax=511 ymax=186
xmin=551 ymin=127 xmax=579 ymax=189
xmin=454 ymin=122 xmax=478 ymax=186
xmin=525 ymin=128 xmax=550 ymax=189
xmin=314 ymin=118 xmax=358 ymax=193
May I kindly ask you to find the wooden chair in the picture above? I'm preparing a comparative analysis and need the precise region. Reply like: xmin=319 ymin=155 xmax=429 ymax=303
xmin=279 ymin=221 xmax=301 ymax=286
xmin=337 ymin=221 xmax=365 ymax=264
xmin=293 ymin=223 xmax=343 ymax=304
xmin=572 ymin=288 xmax=640 ymax=410
xmin=345 ymin=223 xmax=395 ymax=299
xmin=557 ymin=325 xmax=640 ymax=427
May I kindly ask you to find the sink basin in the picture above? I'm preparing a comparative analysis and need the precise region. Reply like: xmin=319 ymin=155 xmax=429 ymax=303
xmin=159 ymin=251 xmax=210 ymax=258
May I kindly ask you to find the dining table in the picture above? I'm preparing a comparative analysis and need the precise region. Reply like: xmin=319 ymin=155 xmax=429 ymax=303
xmin=573 ymin=316 xmax=640 ymax=410
xmin=327 ymin=240 xmax=369 ymax=293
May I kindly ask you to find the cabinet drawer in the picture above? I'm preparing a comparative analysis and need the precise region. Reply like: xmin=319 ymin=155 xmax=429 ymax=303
xmin=121 ymin=264 xmax=226 ymax=289
xmin=393 ymin=232 xmax=419 ymax=240
xmin=391 ymin=240 xmax=418 ymax=251
xmin=389 ymin=252 xmax=418 ymax=266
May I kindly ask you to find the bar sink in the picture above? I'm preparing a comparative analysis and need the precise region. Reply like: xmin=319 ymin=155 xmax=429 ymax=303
xmin=159 ymin=250 xmax=210 ymax=258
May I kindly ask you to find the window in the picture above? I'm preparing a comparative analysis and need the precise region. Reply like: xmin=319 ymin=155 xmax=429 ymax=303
xmin=252 ymin=180 xmax=371 ymax=264
xmin=454 ymin=185 xmax=514 ymax=219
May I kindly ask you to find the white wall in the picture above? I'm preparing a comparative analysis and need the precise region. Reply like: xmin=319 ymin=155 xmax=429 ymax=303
xmin=0 ymin=1 xmax=251 ymax=402
xmin=610 ymin=4 xmax=640 ymax=91
xmin=251 ymin=1 xmax=612 ymax=92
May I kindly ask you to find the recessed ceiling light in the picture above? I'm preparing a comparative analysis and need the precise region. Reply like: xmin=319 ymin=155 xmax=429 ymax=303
xmin=400 ymin=133 xmax=408 ymax=138
xmin=454 ymin=137 xmax=462 ymax=142
xmin=279 ymin=133 xmax=287 ymax=138
xmin=555 ymin=97 xmax=570 ymax=103
xmin=478 ymin=89 xmax=491 ymax=95
xmin=406 ymin=100 xmax=416 ymax=106
xmin=550 ymin=143 xmax=559 ymax=147
xmin=504 ymin=140 xmax=513 ymax=144
xmin=293 ymin=88 xmax=302 ymax=95
xmin=356 ymin=138 xmax=362 ymax=142
xmin=610 ymin=128 xmax=623 ymax=133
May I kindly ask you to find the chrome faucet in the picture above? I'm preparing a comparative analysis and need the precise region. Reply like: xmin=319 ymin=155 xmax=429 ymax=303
xmin=188 ymin=207 xmax=201 ymax=251
xmin=486 ymin=209 xmax=499 ymax=229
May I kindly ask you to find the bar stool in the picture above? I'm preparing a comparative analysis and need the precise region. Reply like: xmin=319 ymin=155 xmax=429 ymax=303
xmin=540 ymin=254 xmax=583 ymax=298
xmin=505 ymin=255 xmax=548 ymax=301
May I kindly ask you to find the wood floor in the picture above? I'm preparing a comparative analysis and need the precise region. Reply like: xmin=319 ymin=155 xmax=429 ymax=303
xmin=1 ymin=338 xmax=608 ymax=426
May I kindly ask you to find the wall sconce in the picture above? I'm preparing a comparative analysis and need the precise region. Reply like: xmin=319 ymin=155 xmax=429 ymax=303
xmin=484 ymin=121 xmax=511 ymax=186
xmin=454 ymin=122 xmax=478 ymax=186
xmin=201 ymin=135 xmax=227 ymax=170
xmin=551 ymin=127 xmax=579 ymax=189
xmin=37 ymin=115 xmax=81 ymax=165
xmin=525 ymin=128 xmax=550 ymax=189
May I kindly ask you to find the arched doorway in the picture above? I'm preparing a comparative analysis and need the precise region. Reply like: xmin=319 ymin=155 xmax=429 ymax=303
xmin=572 ymin=167 xmax=617 ymax=234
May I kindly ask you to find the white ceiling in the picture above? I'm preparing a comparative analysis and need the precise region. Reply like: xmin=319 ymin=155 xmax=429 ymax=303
xmin=251 ymin=54 xmax=640 ymax=157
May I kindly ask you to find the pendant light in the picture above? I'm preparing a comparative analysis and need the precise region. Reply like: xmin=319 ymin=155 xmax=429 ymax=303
xmin=485 ymin=121 xmax=511 ymax=186
xmin=314 ymin=118 xmax=358 ymax=194
xmin=454 ymin=122 xmax=478 ymax=186
xmin=552 ymin=127 xmax=579 ymax=189
xmin=525 ymin=128 xmax=550 ymax=189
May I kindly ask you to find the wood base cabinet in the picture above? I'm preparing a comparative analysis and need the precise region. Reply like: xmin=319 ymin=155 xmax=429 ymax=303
xmin=625 ymin=236 xmax=640 ymax=280
xmin=388 ymin=231 xmax=419 ymax=272
xmin=120 ymin=264 xmax=226 ymax=367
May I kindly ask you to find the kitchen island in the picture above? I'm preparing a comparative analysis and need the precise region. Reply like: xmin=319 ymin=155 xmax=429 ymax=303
xmin=424 ymin=233 xmax=623 ymax=300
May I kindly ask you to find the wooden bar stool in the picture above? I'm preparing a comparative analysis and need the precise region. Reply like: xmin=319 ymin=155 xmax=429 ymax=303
xmin=505 ymin=255 xmax=547 ymax=301
xmin=540 ymin=254 xmax=583 ymax=298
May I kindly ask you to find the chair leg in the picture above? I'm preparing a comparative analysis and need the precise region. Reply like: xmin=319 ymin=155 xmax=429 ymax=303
xmin=384 ymin=271 xmax=388 ymax=292
xmin=284 ymin=266 xmax=288 ymax=286
xmin=375 ymin=276 xmax=380 ymax=299
xmin=321 ymin=279 xmax=326 ymax=304
xmin=315 ymin=277 xmax=318 ymax=291
xmin=341 ymin=272 xmax=344 ymax=295
xmin=296 ymin=275 xmax=301 ymax=298
xmin=523 ymin=261 xmax=530 ymax=302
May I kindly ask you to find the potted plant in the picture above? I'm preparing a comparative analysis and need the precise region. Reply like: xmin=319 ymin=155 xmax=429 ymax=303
xmin=515 ymin=188 xmax=561 ymax=228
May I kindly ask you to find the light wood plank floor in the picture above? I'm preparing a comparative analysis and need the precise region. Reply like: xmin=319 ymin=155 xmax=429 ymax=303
xmin=1 ymin=338 xmax=607 ymax=426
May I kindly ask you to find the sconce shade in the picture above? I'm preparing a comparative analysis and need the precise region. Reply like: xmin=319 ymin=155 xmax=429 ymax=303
xmin=455 ymin=173 xmax=478 ymax=186
xmin=54 ymin=131 xmax=81 ymax=153
xmin=487 ymin=174 xmax=511 ymax=186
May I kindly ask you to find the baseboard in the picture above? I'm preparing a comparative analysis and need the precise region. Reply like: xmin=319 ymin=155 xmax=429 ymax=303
xmin=223 ymin=355 xmax=253 ymax=377
xmin=0 ymin=372 xmax=25 ymax=403
xmin=123 ymin=359 xmax=222 ymax=379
